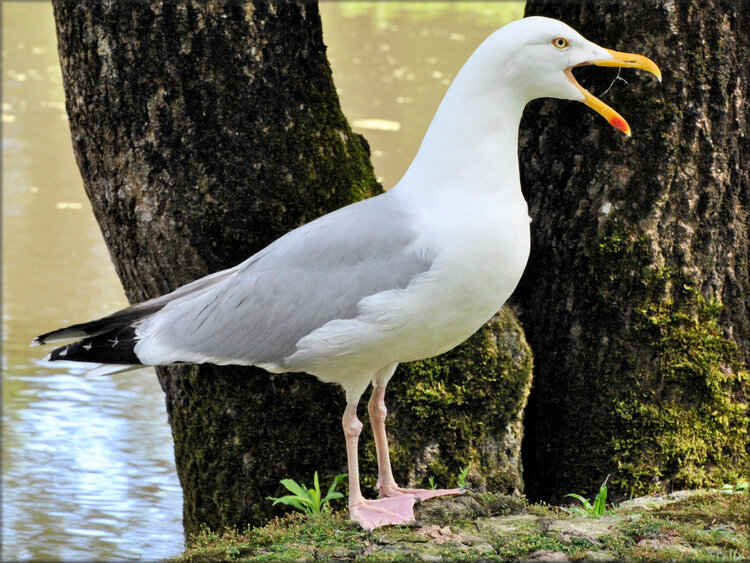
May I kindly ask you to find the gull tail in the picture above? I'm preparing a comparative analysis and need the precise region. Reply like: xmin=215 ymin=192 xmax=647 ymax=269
xmin=32 ymin=263 xmax=240 ymax=372
xmin=33 ymin=302 xmax=162 ymax=371
xmin=45 ymin=326 xmax=142 ymax=365
xmin=32 ymin=301 xmax=165 ymax=347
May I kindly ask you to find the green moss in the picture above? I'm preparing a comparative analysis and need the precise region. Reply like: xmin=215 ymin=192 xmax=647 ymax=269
xmin=176 ymin=491 xmax=748 ymax=562
xmin=528 ymin=219 xmax=748 ymax=503
xmin=611 ymin=289 xmax=748 ymax=495
xmin=357 ymin=308 xmax=533 ymax=495
xmin=179 ymin=512 xmax=363 ymax=562
xmin=495 ymin=533 xmax=572 ymax=559
xmin=614 ymin=493 xmax=749 ymax=561
xmin=592 ymin=223 xmax=749 ymax=497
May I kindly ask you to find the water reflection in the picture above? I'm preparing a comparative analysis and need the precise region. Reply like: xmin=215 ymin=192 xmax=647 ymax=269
xmin=321 ymin=2 xmax=525 ymax=189
xmin=4 ymin=368 xmax=183 ymax=560
xmin=2 ymin=2 xmax=522 ymax=560
xmin=2 ymin=3 xmax=184 ymax=560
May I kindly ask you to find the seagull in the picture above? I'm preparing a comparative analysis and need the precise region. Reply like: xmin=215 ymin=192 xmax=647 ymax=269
xmin=33 ymin=17 xmax=660 ymax=530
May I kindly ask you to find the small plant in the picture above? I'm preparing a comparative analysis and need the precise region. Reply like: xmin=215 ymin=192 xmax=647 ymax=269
xmin=719 ymin=480 xmax=749 ymax=494
xmin=428 ymin=476 xmax=437 ymax=490
xmin=628 ymin=475 xmax=641 ymax=501
xmin=566 ymin=474 xmax=610 ymax=518
xmin=456 ymin=466 xmax=470 ymax=488
xmin=267 ymin=472 xmax=346 ymax=516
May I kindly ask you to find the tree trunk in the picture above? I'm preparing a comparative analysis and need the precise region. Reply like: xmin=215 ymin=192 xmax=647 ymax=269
xmin=516 ymin=0 xmax=749 ymax=502
xmin=52 ymin=0 xmax=381 ymax=535
xmin=52 ymin=0 xmax=533 ymax=536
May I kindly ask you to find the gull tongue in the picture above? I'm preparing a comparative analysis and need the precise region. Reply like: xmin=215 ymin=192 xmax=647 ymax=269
xmin=564 ymin=68 xmax=631 ymax=136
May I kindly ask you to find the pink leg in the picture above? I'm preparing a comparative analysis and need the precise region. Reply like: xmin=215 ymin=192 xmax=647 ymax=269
xmin=368 ymin=386 xmax=466 ymax=501
xmin=343 ymin=403 xmax=418 ymax=530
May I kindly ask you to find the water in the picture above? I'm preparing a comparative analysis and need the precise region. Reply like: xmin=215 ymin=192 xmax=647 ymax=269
xmin=1 ymin=3 xmax=523 ymax=560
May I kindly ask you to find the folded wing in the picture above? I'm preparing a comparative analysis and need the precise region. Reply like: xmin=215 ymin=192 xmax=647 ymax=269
xmin=37 ymin=194 xmax=433 ymax=370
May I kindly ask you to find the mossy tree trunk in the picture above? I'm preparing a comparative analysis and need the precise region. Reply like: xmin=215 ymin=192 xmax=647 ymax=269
xmin=52 ymin=0 xmax=534 ymax=537
xmin=52 ymin=0 xmax=381 ymax=536
xmin=516 ymin=0 xmax=749 ymax=502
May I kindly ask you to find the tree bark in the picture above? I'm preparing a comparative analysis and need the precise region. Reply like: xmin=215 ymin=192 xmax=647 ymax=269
xmin=52 ymin=0 xmax=381 ymax=535
xmin=52 ymin=0 xmax=533 ymax=536
xmin=517 ymin=0 xmax=749 ymax=502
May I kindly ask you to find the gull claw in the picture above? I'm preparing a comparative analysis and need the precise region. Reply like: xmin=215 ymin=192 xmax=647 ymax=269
xmin=350 ymin=496 xmax=418 ymax=530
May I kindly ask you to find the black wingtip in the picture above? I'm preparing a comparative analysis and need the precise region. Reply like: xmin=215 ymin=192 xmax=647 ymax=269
xmin=46 ymin=326 xmax=143 ymax=365
xmin=31 ymin=300 xmax=167 ymax=350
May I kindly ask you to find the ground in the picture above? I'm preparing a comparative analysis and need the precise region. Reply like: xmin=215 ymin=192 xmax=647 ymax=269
xmin=176 ymin=489 xmax=748 ymax=561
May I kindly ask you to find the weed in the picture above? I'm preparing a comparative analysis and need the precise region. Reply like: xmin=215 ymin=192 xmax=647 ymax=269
xmin=456 ymin=466 xmax=470 ymax=488
xmin=267 ymin=472 xmax=346 ymax=516
xmin=566 ymin=474 xmax=610 ymax=517
xmin=719 ymin=480 xmax=749 ymax=494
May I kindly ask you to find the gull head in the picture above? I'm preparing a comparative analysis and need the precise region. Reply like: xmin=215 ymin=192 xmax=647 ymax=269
xmin=483 ymin=16 xmax=662 ymax=136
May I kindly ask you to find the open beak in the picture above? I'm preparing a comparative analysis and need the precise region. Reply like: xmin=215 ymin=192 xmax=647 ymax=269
xmin=566 ymin=49 xmax=662 ymax=136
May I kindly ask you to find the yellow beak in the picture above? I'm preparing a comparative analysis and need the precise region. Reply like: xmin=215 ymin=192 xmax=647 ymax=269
xmin=566 ymin=49 xmax=662 ymax=136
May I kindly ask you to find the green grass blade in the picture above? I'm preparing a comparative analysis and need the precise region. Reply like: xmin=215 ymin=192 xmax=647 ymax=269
xmin=267 ymin=495 xmax=308 ymax=514
xmin=327 ymin=474 xmax=346 ymax=498
xmin=308 ymin=487 xmax=322 ymax=513
xmin=592 ymin=474 xmax=610 ymax=517
xmin=280 ymin=478 xmax=310 ymax=500
xmin=324 ymin=474 xmax=346 ymax=505
xmin=457 ymin=467 xmax=469 ymax=488
xmin=565 ymin=493 xmax=591 ymax=510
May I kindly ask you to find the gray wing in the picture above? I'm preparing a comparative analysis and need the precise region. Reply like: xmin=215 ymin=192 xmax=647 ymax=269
xmin=133 ymin=193 xmax=432 ymax=366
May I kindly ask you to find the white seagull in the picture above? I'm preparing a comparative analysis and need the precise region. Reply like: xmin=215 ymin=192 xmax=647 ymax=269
xmin=34 ymin=17 xmax=660 ymax=530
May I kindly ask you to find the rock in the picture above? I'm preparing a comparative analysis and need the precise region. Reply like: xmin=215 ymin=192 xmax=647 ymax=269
xmin=523 ymin=549 xmax=570 ymax=561
xmin=548 ymin=515 xmax=615 ymax=540
xmin=558 ymin=529 xmax=599 ymax=547
xmin=416 ymin=495 xmax=488 ymax=525
xmin=578 ymin=551 xmax=618 ymax=562
xmin=618 ymin=489 xmax=703 ymax=511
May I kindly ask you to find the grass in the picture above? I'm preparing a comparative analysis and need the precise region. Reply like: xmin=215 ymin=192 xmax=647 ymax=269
xmin=565 ymin=474 xmax=610 ymax=517
xmin=456 ymin=466 xmax=470 ymax=488
xmin=177 ymin=489 xmax=748 ymax=562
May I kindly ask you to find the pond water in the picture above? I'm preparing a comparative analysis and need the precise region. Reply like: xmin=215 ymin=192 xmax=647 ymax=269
xmin=1 ymin=2 xmax=523 ymax=560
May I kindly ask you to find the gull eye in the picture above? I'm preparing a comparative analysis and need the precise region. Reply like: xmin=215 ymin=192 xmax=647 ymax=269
xmin=552 ymin=37 xmax=569 ymax=49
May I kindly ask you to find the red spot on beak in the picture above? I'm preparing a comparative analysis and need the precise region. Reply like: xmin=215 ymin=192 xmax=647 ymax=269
xmin=609 ymin=115 xmax=630 ymax=135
